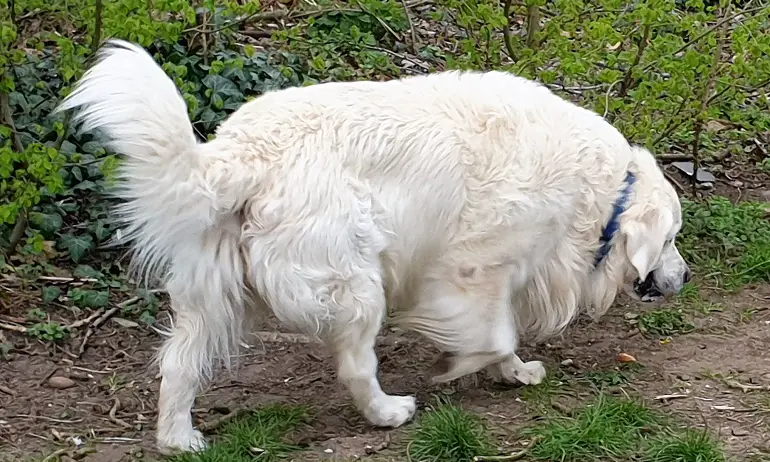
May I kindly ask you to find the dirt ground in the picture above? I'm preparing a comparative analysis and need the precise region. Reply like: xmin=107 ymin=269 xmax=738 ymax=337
xmin=2 ymin=172 xmax=770 ymax=462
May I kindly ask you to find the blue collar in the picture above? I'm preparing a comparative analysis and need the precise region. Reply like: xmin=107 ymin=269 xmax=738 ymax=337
xmin=594 ymin=171 xmax=636 ymax=267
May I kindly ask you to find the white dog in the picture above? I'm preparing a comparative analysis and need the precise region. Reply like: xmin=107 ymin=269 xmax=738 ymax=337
xmin=58 ymin=40 xmax=691 ymax=453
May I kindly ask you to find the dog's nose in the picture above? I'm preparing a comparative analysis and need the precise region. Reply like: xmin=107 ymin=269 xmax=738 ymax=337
xmin=683 ymin=267 xmax=692 ymax=285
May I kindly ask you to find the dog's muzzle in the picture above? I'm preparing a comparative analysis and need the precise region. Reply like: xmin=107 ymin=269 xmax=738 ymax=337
xmin=633 ymin=273 xmax=664 ymax=302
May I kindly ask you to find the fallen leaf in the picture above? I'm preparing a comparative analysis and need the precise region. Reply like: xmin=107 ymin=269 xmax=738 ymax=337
xmin=616 ymin=352 xmax=636 ymax=363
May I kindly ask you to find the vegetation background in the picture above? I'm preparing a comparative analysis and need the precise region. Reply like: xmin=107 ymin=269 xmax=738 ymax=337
xmin=0 ymin=0 xmax=769 ymax=461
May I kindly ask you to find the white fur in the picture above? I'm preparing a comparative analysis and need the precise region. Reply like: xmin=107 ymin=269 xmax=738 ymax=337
xmin=57 ymin=40 xmax=689 ymax=453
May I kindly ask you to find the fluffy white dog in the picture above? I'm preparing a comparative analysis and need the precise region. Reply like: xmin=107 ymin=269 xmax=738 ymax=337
xmin=58 ymin=40 xmax=691 ymax=453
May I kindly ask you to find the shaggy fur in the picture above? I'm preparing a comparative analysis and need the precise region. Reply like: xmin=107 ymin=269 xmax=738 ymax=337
xmin=57 ymin=40 xmax=690 ymax=453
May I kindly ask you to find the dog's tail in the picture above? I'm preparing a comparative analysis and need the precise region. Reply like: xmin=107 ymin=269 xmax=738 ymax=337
xmin=57 ymin=40 xmax=252 ymax=283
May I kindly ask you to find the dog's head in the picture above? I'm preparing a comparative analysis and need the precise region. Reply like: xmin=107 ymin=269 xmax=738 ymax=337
xmin=618 ymin=146 xmax=691 ymax=302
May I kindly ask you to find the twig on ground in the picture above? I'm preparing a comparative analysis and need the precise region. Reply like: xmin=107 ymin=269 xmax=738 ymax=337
xmin=14 ymin=415 xmax=83 ymax=424
xmin=252 ymin=331 xmax=316 ymax=344
xmin=78 ymin=296 xmax=140 ymax=357
xmin=67 ymin=309 xmax=104 ymax=330
xmin=726 ymin=380 xmax=770 ymax=393
xmin=473 ymin=437 xmax=541 ymax=461
xmin=108 ymin=398 xmax=134 ymax=429
xmin=41 ymin=446 xmax=95 ymax=462
xmin=38 ymin=276 xmax=99 ymax=283
xmin=400 ymin=0 xmax=419 ymax=55
xmin=0 ymin=322 xmax=27 ymax=333
xmin=654 ymin=393 xmax=690 ymax=401
xmin=0 ymin=384 xmax=16 ymax=396
xmin=198 ymin=409 xmax=248 ymax=432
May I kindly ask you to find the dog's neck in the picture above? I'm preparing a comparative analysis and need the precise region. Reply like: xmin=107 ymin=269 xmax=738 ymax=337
xmin=594 ymin=171 xmax=636 ymax=267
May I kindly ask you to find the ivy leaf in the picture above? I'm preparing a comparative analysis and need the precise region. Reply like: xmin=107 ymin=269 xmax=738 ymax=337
xmin=42 ymin=286 xmax=62 ymax=303
xmin=71 ymin=166 xmax=83 ymax=182
xmin=70 ymin=288 xmax=110 ymax=309
xmin=59 ymin=233 xmax=94 ymax=263
xmin=73 ymin=264 xmax=103 ymax=280
xmin=28 ymin=211 xmax=63 ymax=234
xmin=202 ymin=74 xmax=242 ymax=99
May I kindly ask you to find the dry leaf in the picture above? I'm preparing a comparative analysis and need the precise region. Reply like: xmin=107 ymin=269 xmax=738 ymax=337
xmin=616 ymin=352 xmax=636 ymax=363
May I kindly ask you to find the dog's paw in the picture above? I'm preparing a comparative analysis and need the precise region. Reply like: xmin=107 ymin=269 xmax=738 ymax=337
xmin=157 ymin=429 xmax=208 ymax=455
xmin=364 ymin=394 xmax=417 ymax=428
xmin=510 ymin=360 xmax=547 ymax=385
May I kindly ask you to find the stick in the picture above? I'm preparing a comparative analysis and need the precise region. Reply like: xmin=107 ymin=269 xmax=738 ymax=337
xmin=108 ymin=398 xmax=133 ymax=429
xmin=0 ymin=322 xmax=26 ymax=333
xmin=400 ymin=0 xmax=419 ymax=55
xmin=67 ymin=309 xmax=104 ymax=330
xmin=198 ymin=409 xmax=248 ymax=432
xmin=726 ymin=380 xmax=770 ymax=393
xmin=654 ymin=393 xmax=690 ymax=401
xmin=78 ymin=296 xmax=140 ymax=357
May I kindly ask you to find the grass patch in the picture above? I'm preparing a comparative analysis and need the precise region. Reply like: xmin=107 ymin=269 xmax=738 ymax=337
xmin=519 ymin=370 xmax=571 ymax=407
xmin=523 ymin=395 xmax=661 ymax=461
xmin=578 ymin=363 xmax=644 ymax=390
xmin=167 ymin=405 xmax=309 ymax=462
xmin=521 ymin=395 xmax=729 ymax=462
xmin=672 ymin=285 xmax=724 ymax=315
xmin=408 ymin=398 xmax=493 ymax=462
xmin=638 ymin=308 xmax=696 ymax=337
xmin=645 ymin=429 xmax=726 ymax=462
xmin=679 ymin=197 xmax=770 ymax=290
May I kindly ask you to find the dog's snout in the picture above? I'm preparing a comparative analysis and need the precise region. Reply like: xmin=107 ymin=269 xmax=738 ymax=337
xmin=682 ymin=267 xmax=692 ymax=285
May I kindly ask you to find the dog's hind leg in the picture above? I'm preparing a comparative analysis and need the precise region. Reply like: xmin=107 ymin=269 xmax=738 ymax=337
xmin=155 ymin=231 xmax=246 ymax=454
xmin=248 ymin=199 xmax=417 ymax=428
xmin=404 ymin=262 xmax=521 ymax=384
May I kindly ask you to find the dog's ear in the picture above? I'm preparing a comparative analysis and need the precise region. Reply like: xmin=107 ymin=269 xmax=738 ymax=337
xmin=623 ymin=209 xmax=672 ymax=280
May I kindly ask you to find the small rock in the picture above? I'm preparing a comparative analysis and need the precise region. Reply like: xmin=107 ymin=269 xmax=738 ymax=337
xmin=561 ymin=359 xmax=574 ymax=366
xmin=48 ymin=376 xmax=76 ymax=389
xmin=324 ymin=448 xmax=334 ymax=454
xmin=677 ymin=374 xmax=691 ymax=381
xmin=731 ymin=428 xmax=749 ymax=437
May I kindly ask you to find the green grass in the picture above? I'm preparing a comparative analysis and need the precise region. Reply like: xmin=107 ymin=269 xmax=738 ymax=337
xmin=519 ymin=395 xmax=729 ymax=462
xmin=408 ymin=398 xmax=493 ymax=462
xmin=638 ymin=308 xmax=696 ymax=337
xmin=645 ymin=429 xmax=726 ymax=462
xmin=523 ymin=395 xmax=662 ymax=461
xmin=679 ymin=198 xmax=770 ymax=290
xmin=167 ymin=405 xmax=309 ymax=462
xmin=519 ymin=371 xmax=571 ymax=407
